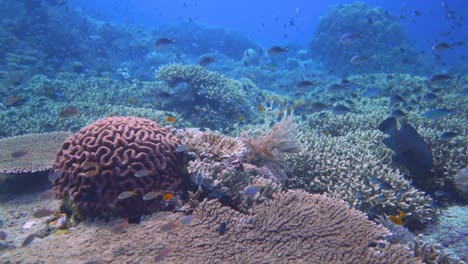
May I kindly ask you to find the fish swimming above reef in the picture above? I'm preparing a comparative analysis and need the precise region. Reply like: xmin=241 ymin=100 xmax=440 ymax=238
xmin=350 ymin=54 xmax=372 ymax=65
xmin=432 ymin=41 xmax=465 ymax=51
xmin=267 ymin=46 xmax=288 ymax=56
xmin=378 ymin=117 xmax=433 ymax=188
xmin=423 ymin=108 xmax=455 ymax=120
xmin=199 ymin=56 xmax=216 ymax=66
xmin=429 ymin=73 xmax=454 ymax=83
xmin=154 ymin=38 xmax=176 ymax=48
xmin=339 ymin=32 xmax=366 ymax=45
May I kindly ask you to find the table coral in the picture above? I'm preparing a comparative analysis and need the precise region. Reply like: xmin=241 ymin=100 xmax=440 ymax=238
xmin=51 ymin=116 xmax=185 ymax=219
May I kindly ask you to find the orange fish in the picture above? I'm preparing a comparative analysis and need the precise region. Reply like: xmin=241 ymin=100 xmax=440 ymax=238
xmin=58 ymin=108 xmax=80 ymax=118
xmin=258 ymin=106 xmax=266 ymax=112
xmin=111 ymin=218 xmax=129 ymax=234
xmin=238 ymin=115 xmax=245 ymax=121
xmin=4 ymin=96 xmax=23 ymax=106
xmin=166 ymin=116 xmax=176 ymax=123
xmin=163 ymin=193 xmax=174 ymax=201
xmin=389 ymin=211 xmax=405 ymax=225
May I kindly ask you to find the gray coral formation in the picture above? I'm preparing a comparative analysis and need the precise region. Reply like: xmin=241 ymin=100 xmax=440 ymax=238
xmin=180 ymin=129 xmax=282 ymax=210
xmin=164 ymin=190 xmax=421 ymax=263
xmin=0 ymin=131 xmax=70 ymax=173
xmin=286 ymin=118 xmax=436 ymax=227
xmin=156 ymin=63 xmax=268 ymax=129
xmin=0 ymin=73 xmax=191 ymax=137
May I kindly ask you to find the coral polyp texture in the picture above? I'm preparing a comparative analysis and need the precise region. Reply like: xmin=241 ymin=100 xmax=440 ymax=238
xmin=164 ymin=190 xmax=421 ymax=263
xmin=51 ymin=116 xmax=184 ymax=219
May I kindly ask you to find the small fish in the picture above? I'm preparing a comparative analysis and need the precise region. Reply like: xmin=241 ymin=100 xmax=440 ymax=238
xmin=434 ymin=190 xmax=446 ymax=197
xmin=243 ymin=184 xmax=263 ymax=196
xmin=350 ymin=54 xmax=372 ymax=65
xmin=111 ymin=218 xmax=129 ymax=234
xmin=163 ymin=193 xmax=174 ymax=201
xmin=0 ymin=231 xmax=7 ymax=240
xmin=432 ymin=41 xmax=465 ymax=51
xmin=118 ymin=191 xmax=138 ymax=200
xmin=391 ymin=109 xmax=406 ymax=118
xmin=310 ymin=102 xmax=328 ymax=112
xmin=4 ymin=96 xmax=23 ymax=106
xmin=78 ymin=169 xmax=99 ymax=178
xmin=326 ymin=83 xmax=348 ymax=94
xmin=389 ymin=212 xmax=405 ymax=225
xmin=142 ymin=191 xmax=161 ymax=201
xmin=331 ymin=104 xmax=351 ymax=115
xmin=154 ymin=38 xmax=176 ymax=48
xmin=48 ymin=169 xmax=64 ymax=182
xmin=423 ymin=108 xmax=455 ymax=120
xmin=33 ymin=208 xmax=54 ymax=218
xmin=297 ymin=80 xmax=317 ymax=88
xmin=377 ymin=194 xmax=387 ymax=202
xmin=423 ymin=93 xmax=438 ymax=102
xmin=180 ymin=214 xmax=196 ymax=226
xmin=339 ymin=32 xmax=366 ymax=45
xmin=429 ymin=74 xmax=454 ymax=83
xmin=389 ymin=94 xmax=405 ymax=105
xmin=11 ymin=150 xmax=28 ymax=158
xmin=160 ymin=222 xmax=179 ymax=232
xmin=166 ymin=116 xmax=176 ymax=123
xmin=176 ymin=145 xmax=188 ymax=152
xmin=135 ymin=169 xmax=151 ymax=178
xmin=258 ymin=106 xmax=266 ymax=112
xmin=238 ymin=115 xmax=245 ymax=121
xmin=362 ymin=87 xmax=382 ymax=98
xmin=154 ymin=247 xmax=171 ymax=262
xmin=267 ymin=46 xmax=288 ymax=56
xmin=199 ymin=56 xmax=216 ymax=66
xmin=379 ymin=182 xmax=393 ymax=190
xmin=58 ymin=108 xmax=80 ymax=118
xmin=21 ymin=233 xmax=37 ymax=247
xmin=440 ymin=131 xmax=459 ymax=141
xmin=218 ymin=222 xmax=227 ymax=235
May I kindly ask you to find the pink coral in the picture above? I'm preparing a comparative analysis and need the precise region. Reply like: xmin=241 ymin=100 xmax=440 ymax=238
xmin=51 ymin=116 xmax=184 ymax=219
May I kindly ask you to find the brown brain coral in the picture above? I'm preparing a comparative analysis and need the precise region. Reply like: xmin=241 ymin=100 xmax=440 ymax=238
xmin=51 ymin=116 xmax=184 ymax=219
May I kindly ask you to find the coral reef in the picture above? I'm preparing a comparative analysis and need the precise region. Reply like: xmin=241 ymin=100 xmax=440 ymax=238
xmin=309 ymin=2 xmax=425 ymax=75
xmin=156 ymin=63 xmax=266 ymax=129
xmin=163 ymin=190 xmax=421 ymax=263
xmin=0 ymin=131 xmax=70 ymax=173
xmin=51 ymin=116 xmax=185 ymax=219
xmin=286 ymin=118 xmax=436 ymax=228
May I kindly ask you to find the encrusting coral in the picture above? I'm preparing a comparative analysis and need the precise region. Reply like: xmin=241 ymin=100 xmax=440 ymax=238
xmin=0 ymin=131 xmax=70 ymax=173
xmin=162 ymin=190 xmax=422 ymax=263
xmin=51 ymin=116 xmax=185 ymax=219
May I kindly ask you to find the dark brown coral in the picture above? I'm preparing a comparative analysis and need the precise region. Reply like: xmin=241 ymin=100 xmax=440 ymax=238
xmin=51 ymin=116 xmax=184 ymax=219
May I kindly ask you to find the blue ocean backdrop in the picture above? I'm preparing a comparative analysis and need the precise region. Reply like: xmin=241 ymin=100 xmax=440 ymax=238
xmin=0 ymin=0 xmax=466 ymax=263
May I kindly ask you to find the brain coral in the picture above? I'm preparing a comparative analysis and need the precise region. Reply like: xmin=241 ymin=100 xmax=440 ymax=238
xmin=51 ymin=116 xmax=184 ymax=219
xmin=163 ymin=190 xmax=421 ymax=263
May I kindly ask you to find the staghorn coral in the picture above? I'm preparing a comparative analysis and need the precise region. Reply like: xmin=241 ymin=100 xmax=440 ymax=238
xmin=286 ymin=121 xmax=436 ymax=228
xmin=163 ymin=190 xmax=421 ymax=263
xmin=51 ymin=116 xmax=185 ymax=219
xmin=0 ymin=131 xmax=70 ymax=173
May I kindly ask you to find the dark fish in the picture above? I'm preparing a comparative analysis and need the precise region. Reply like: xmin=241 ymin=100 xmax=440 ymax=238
xmin=243 ymin=184 xmax=263 ymax=196
xmin=58 ymin=108 xmax=80 ymax=118
xmin=33 ymin=208 xmax=54 ymax=218
xmin=332 ymin=104 xmax=351 ymax=115
xmin=440 ymin=131 xmax=459 ymax=141
xmin=326 ymin=83 xmax=348 ymax=94
xmin=111 ymin=218 xmax=129 ymax=234
xmin=21 ymin=234 xmax=37 ymax=247
xmin=423 ymin=108 xmax=455 ymax=120
xmin=297 ymin=80 xmax=317 ymax=88
xmin=434 ymin=191 xmax=446 ymax=197
xmin=218 ymin=222 xmax=227 ymax=235
xmin=11 ymin=150 xmax=28 ymax=158
xmin=154 ymin=38 xmax=176 ymax=47
xmin=391 ymin=109 xmax=406 ymax=118
xmin=379 ymin=182 xmax=393 ymax=190
xmin=389 ymin=94 xmax=405 ymax=105
xmin=49 ymin=169 xmax=64 ymax=182
xmin=0 ymin=231 xmax=6 ymax=240
xmin=267 ymin=46 xmax=288 ymax=56
xmin=429 ymin=74 xmax=454 ymax=83
xmin=378 ymin=117 xmax=433 ymax=189
xmin=432 ymin=41 xmax=465 ymax=51
xmin=310 ymin=102 xmax=328 ymax=112
xmin=339 ymin=32 xmax=366 ymax=45
xmin=199 ymin=56 xmax=216 ymax=66
xmin=423 ymin=93 xmax=438 ymax=102
xmin=154 ymin=247 xmax=171 ymax=262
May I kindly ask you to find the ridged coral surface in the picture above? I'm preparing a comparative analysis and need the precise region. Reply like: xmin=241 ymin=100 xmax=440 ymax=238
xmin=51 ymin=116 xmax=184 ymax=218
xmin=163 ymin=190 xmax=421 ymax=263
